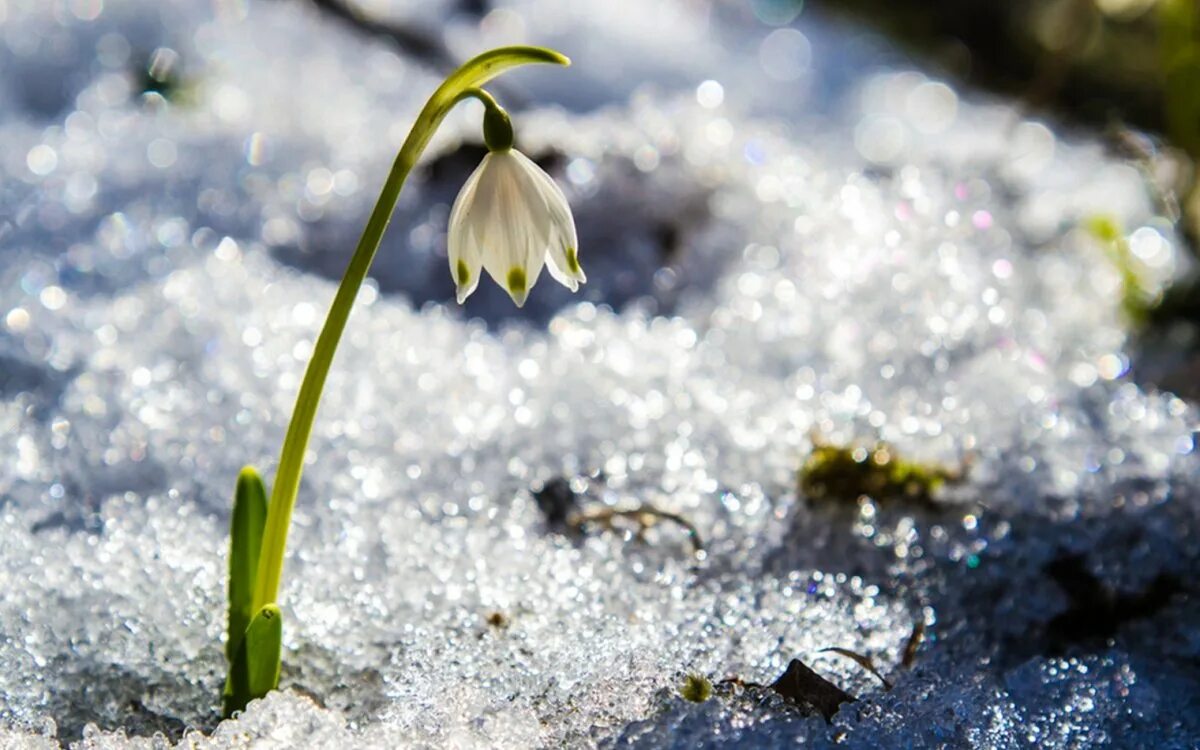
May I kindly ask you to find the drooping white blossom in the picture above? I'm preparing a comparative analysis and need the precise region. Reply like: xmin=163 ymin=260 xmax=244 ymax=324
xmin=448 ymin=149 xmax=584 ymax=306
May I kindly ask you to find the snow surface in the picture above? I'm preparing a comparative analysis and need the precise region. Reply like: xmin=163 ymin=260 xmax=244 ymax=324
xmin=0 ymin=0 xmax=1197 ymax=747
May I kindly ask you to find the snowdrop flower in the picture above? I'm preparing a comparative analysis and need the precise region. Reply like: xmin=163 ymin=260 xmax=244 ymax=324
xmin=448 ymin=102 xmax=585 ymax=306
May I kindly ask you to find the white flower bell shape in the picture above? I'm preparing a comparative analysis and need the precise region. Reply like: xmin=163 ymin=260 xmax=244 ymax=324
xmin=448 ymin=149 xmax=585 ymax=307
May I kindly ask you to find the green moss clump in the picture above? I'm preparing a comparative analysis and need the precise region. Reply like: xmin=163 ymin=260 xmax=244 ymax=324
xmin=680 ymin=673 xmax=713 ymax=703
xmin=798 ymin=440 xmax=963 ymax=507
xmin=1084 ymin=214 xmax=1159 ymax=328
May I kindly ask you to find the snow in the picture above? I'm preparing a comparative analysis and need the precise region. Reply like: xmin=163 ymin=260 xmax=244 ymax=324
xmin=0 ymin=0 xmax=1197 ymax=747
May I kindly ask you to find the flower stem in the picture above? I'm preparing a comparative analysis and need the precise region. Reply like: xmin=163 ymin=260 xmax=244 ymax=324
xmin=251 ymin=46 xmax=569 ymax=613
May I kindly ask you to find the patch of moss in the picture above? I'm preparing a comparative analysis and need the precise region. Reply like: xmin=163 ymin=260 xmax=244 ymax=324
xmin=798 ymin=440 xmax=963 ymax=507
xmin=1084 ymin=214 xmax=1159 ymax=328
xmin=679 ymin=673 xmax=713 ymax=703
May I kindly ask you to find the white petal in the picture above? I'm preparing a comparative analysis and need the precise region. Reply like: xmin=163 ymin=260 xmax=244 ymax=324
xmin=512 ymin=150 xmax=584 ymax=289
xmin=542 ymin=224 xmax=580 ymax=292
xmin=477 ymin=152 xmax=547 ymax=307
xmin=543 ymin=236 xmax=585 ymax=291
xmin=513 ymin=151 xmax=577 ymax=248
xmin=448 ymin=157 xmax=488 ymax=303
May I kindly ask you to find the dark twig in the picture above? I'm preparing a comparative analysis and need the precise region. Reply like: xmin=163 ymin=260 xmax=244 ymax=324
xmin=569 ymin=505 xmax=706 ymax=557
xmin=302 ymin=0 xmax=457 ymax=71
xmin=297 ymin=0 xmax=528 ymax=109
xmin=818 ymin=647 xmax=892 ymax=690
xmin=901 ymin=620 xmax=925 ymax=669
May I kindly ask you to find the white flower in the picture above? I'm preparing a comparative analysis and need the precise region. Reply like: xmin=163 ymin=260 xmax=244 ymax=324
xmin=448 ymin=149 xmax=585 ymax=307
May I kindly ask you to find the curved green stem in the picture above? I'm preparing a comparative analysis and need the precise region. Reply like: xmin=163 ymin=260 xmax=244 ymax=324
xmin=454 ymin=88 xmax=514 ymax=150
xmin=251 ymin=46 xmax=569 ymax=613
xmin=453 ymin=87 xmax=503 ymax=111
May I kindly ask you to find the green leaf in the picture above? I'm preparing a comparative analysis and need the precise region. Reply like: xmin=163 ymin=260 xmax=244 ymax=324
xmin=243 ymin=604 xmax=283 ymax=696
xmin=227 ymin=467 xmax=268 ymax=662
xmin=222 ymin=604 xmax=283 ymax=718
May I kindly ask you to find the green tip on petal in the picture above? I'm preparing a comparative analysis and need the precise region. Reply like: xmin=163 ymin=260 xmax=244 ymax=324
xmin=565 ymin=246 xmax=581 ymax=275
xmin=507 ymin=267 xmax=527 ymax=294
xmin=506 ymin=267 xmax=528 ymax=306
xmin=456 ymin=260 xmax=471 ymax=285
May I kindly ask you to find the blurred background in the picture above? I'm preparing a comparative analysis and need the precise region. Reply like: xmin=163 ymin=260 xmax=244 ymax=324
xmin=4 ymin=0 xmax=1198 ymax=391
xmin=813 ymin=0 xmax=1200 ymax=395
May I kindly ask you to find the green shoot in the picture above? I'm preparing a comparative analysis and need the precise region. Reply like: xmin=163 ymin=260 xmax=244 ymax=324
xmin=226 ymin=467 xmax=267 ymax=663
xmin=219 ymin=45 xmax=571 ymax=716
